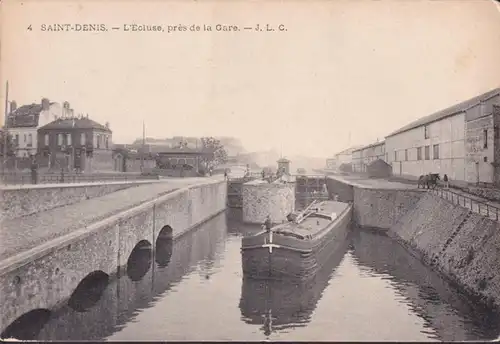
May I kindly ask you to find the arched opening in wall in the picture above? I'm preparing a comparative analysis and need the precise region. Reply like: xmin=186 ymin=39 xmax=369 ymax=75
xmin=155 ymin=225 xmax=174 ymax=268
xmin=127 ymin=240 xmax=152 ymax=282
xmin=1 ymin=308 xmax=52 ymax=340
xmin=67 ymin=270 xmax=110 ymax=312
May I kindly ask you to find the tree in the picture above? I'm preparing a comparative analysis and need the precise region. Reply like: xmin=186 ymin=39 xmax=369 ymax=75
xmin=0 ymin=130 xmax=15 ymax=157
xmin=200 ymin=136 xmax=228 ymax=167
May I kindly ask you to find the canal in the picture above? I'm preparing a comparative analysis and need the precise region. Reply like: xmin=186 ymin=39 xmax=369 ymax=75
xmin=4 ymin=208 xmax=500 ymax=341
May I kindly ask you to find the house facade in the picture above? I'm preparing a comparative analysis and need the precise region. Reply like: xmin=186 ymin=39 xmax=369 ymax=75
xmin=6 ymin=98 xmax=70 ymax=157
xmin=385 ymin=88 xmax=500 ymax=184
xmin=334 ymin=146 xmax=362 ymax=168
xmin=37 ymin=115 xmax=113 ymax=172
xmin=352 ymin=141 xmax=386 ymax=173
xmin=464 ymin=92 xmax=500 ymax=184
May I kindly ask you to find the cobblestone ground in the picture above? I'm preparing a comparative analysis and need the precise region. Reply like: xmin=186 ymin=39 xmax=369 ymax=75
xmin=0 ymin=177 xmax=221 ymax=261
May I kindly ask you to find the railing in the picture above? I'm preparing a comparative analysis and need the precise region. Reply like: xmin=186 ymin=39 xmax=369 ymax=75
xmin=430 ymin=187 xmax=500 ymax=222
xmin=0 ymin=172 xmax=160 ymax=185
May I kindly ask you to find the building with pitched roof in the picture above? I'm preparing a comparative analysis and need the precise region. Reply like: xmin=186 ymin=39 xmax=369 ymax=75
xmin=38 ymin=115 xmax=113 ymax=172
xmin=384 ymin=87 xmax=500 ymax=184
xmin=352 ymin=140 xmax=386 ymax=173
xmin=5 ymin=98 xmax=70 ymax=157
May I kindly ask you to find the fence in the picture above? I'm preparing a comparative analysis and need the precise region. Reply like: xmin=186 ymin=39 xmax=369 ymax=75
xmin=0 ymin=172 xmax=159 ymax=185
xmin=430 ymin=187 xmax=500 ymax=222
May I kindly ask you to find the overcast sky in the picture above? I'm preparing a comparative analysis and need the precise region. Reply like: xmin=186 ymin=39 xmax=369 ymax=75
xmin=1 ymin=0 xmax=500 ymax=158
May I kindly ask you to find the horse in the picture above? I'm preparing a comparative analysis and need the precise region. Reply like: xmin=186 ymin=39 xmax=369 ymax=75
xmin=418 ymin=173 xmax=440 ymax=189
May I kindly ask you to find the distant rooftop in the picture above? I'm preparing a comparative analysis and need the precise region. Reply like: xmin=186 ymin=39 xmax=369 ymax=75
xmin=352 ymin=140 xmax=385 ymax=153
xmin=39 ymin=117 xmax=111 ymax=132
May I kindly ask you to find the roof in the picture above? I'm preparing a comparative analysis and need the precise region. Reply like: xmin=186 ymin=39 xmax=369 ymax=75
xmin=277 ymin=158 xmax=290 ymax=163
xmin=335 ymin=146 xmax=363 ymax=156
xmin=39 ymin=117 xmax=111 ymax=132
xmin=352 ymin=140 xmax=385 ymax=153
xmin=157 ymin=147 xmax=216 ymax=155
xmin=386 ymin=87 xmax=500 ymax=138
xmin=6 ymin=104 xmax=44 ymax=128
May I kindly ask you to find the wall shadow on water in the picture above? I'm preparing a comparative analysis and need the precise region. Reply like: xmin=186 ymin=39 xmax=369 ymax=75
xmin=3 ymin=212 xmax=228 ymax=341
xmin=68 ymin=271 xmax=110 ymax=313
xmin=239 ymin=236 xmax=350 ymax=337
xmin=127 ymin=240 xmax=153 ymax=282
xmin=1 ymin=309 xmax=52 ymax=340
xmin=349 ymin=227 xmax=500 ymax=342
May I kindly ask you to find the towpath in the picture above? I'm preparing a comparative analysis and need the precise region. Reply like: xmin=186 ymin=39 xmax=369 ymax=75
xmin=0 ymin=177 xmax=223 ymax=262
xmin=328 ymin=173 xmax=500 ymax=222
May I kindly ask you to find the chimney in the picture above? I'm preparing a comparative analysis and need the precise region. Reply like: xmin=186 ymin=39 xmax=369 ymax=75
xmin=41 ymin=98 xmax=50 ymax=111
xmin=63 ymin=101 xmax=70 ymax=110
xmin=105 ymin=121 xmax=110 ymax=129
xmin=10 ymin=100 xmax=17 ymax=113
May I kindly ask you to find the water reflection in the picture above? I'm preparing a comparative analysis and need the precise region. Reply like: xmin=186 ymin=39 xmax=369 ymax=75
xmin=349 ymin=228 xmax=500 ymax=341
xmin=239 ymin=238 xmax=349 ymax=336
xmin=155 ymin=235 xmax=174 ymax=268
xmin=127 ymin=240 xmax=153 ymax=281
xmin=5 ymin=212 xmax=227 ymax=341
xmin=1 ymin=309 xmax=52 ymax=340
xmin=68 ymin=271 xmax=110 ymax=312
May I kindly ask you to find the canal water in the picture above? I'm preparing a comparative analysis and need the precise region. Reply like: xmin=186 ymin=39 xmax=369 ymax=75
xmin=5 ymin=208 xmax=500 ymax=341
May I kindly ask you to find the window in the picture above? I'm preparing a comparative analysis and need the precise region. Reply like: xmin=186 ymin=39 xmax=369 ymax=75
xmin=67 ymin=133 xmax=72 ymax=146
xmin=433 ymin=144 xmax=439 ymax=160
xmin=417 ymin=147 xmax=422 ymax=160
xmin=484 ymin=129 xmax=488 ymax=148
xmin=425 ymin=145 xmax=430 ymax=160
xmin=24 ymin=134 xmax=26 ymax=143
xmin=58 ymin=133 xmax=63 ymax=146
xmin=385 ymin=153 xmax=388 ymax=161
xmin=15 ymin=134 xmax=19 ymax=146
xmin=44 ymin=134 xmax=49 ymax=146
xmin=80 ymin=133 xmax=86 ymax=145
xmin=27 ymin=134 xmax=32 ymax=147
xmin=424 ymin=125 xmax=429 ymax=139
xmin=394 ymin=151 xmax=397 ymax=162
xmin=405 ymin=149 xmax=408 ymax=161
xmin=105 ymin=136 xmax=109 ymax=149
xmin=97 ymin=134 xmax=101 ymax=149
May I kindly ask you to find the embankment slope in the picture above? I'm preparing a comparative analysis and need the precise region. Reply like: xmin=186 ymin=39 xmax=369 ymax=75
xmin=389 ymin=192 xmax=500 ymax=308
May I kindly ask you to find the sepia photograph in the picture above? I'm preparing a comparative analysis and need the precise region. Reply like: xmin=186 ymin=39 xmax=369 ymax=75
xmin=1 ymin=0 xmax=500 ymax=341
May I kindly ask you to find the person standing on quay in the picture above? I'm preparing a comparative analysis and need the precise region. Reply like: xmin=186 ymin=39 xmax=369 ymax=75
xmin=443 ymin=174 xmax=449 ymax=189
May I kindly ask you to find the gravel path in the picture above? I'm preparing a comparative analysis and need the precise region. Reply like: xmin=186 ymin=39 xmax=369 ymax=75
xmin=0 ymin=177 xmax=220 ymax=261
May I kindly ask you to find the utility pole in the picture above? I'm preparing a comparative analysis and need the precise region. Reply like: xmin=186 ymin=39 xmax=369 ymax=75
xmin=2 ymin=80 xmax=9 ymax=175
xmin=140 ymin=120 xmax=145 ymax=172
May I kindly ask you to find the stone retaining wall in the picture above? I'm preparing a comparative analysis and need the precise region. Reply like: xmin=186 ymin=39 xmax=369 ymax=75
xmin=325 ymin=177 xmax=354 ymax=202
xmin=353 ymin=188 xmax=424 ymax=229
xmin=242 ymin=181 xmax=295 ymax=224
xmin=0 ymin=181 xmax=155 ymax=220
xmin=388 ymin=192 xmax=500 ymax=309
xmin=0 ymin=180 xmax=227 ymax=333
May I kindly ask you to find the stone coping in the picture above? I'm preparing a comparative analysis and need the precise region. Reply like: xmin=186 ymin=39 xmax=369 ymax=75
xmin=244 ymin=180 xmax=293 ymax=187
xmin=0 ymin=178 xmax=194 ymax=191
xmin=327 ymin=175 xmax=424 ymax=192
xmin=0 ymin=179 xmax=225 ymax=276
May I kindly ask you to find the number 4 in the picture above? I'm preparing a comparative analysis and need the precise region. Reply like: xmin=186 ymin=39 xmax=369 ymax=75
xmin=27 ymin=25 xmax=32 ymax=31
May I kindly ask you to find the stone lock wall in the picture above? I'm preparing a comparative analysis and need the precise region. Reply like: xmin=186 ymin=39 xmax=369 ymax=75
xmin=389 ymin=192 xmax=500 ymax=309
xmin=241 ymin=181 xmax=295 ymax=224
xmin=325 ymin=177 xmax=354 ymax=202
xmin=353 ymin=187 xmax=425 ymax=229
xmin=0 ymin=181 xmax=153 ymax=220
xmin=0 ymin=180 xmax=227 ymax=333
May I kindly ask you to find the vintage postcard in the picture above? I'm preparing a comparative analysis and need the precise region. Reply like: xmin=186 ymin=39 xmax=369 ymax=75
xmin=1 ymin=0 xmax=500 ymax=341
